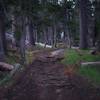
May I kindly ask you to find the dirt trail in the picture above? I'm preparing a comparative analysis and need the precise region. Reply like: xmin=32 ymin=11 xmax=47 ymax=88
xmin=0 ymin=50 xmax=100 ymax=100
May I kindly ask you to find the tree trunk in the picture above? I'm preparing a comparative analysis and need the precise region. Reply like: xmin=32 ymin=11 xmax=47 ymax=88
xmin=43 ymin=27 xmax=47 ymax=48
xmin=53 ymin=24 xmax=57 ymax=48
xmin=20 ymin=31 xmax=26 ymax=64
xmin=0 ymin=7 xmax=5 ymax=61
xmin=11 ymin=10 xmax=16 ymax=46
xmin=48 ymin=27 xmax=53 ymax=46
xmin=0 ymin=5 xmax=7 ymax=55
xmin=27 ymin=17 xmax=35 ymax=46
xmin=0 ymin=30 xmax=5 ymax=62
xmin=63 ymin=0 xmax=71 ymax=48
xmin=79 ymin=0 xmax=88 ymax=49
xmin=29 ymin=22 xmax=35 ymax=46
xmin=63 ymin=22 xmax=71 ymax=48
xmin=20 ymin=16 xmax=26 ymax=64
xmin=95 ymin=1 xmax=100 ymax=51
xmin=67 ymin=27 xmax=71 ymax=48
xmin=34 ymin=29 xmax=38 ymax=43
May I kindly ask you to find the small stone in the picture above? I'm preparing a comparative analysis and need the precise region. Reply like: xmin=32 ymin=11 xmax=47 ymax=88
xmin=56 ymin=89 xmax=61 ymax=93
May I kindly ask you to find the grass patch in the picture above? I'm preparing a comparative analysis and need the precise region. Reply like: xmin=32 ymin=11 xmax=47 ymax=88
xmin=62 ymin=49 xmax=80 ymax=65
xmin=62 ymin=49 xmax=100 ymax=65
xmin=79 ymin=66 xmax=100 ymax=85
xmin=62 ymin=49 xmax=100 ymax=85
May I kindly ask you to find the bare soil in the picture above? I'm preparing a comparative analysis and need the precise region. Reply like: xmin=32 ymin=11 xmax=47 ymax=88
xmin=0 ymin=50 xmax=100 ymax=100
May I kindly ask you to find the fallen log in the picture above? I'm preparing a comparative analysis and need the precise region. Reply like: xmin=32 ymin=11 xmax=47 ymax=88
xmin=0 ymin=62 xmax=14 ymax=71
xmin=81 ymin=61 xmax=100 ymax=66
xmin=50 ymin=49 xmax=65 ymax=57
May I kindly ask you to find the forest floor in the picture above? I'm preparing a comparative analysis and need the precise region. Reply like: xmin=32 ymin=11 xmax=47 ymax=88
xmin=0 ymin=49 xmax=100 ymax=100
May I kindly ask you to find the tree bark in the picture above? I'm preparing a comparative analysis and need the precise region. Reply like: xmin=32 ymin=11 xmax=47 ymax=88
xmin=63 ymin=23 xmax=71 ymax=48
xmin=11 ymin=7 xmax=17 ymax=45
xmin=20 ymin=31 xmax=26 ymax=64
xmin=20 ymin=16 xmax=26 ymax=64
xmin=79 ymin=0 xmax=88 ymax=49
xmin=63 ymin=0 xmax=71 ymax=48
xmin=0 ymin=4 xmax=7 ymax=54
xmin=0 ymin=7 xmax=5 ymax=61
xmin=53 ymin=24 xmax=57 ymax=48
xmin=95 ymin=1 xmax=100 ymax=51
xmin=34 ymin=29 xmax=38 ymax=43
xmin=43 ymin=27 xmax=47 ymax=48
xmin=28 ymin=18 xmax=35 ymax=46
xmin=48 ymin=27 xmax=53 ymax=46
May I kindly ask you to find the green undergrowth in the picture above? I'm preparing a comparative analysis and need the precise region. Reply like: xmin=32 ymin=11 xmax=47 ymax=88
xmin=79 ymin=65 xmax=100 ymax=85
xmin=62 ymin=49 xmax=100 ymax=65
xmin=0 ymin=64 xmax=22 ymax=86
xmin=0 ymin=73 xmax=12 ymax=86
xmin=0 ymin=53 xmax=21 ymax=86
xmin=6 ymin=53 xmax=20 ymax=64
xmin=62 ymin=49 xmax=80 ymax=65
xmin=62 ymin=49 xmax=100 ymax=85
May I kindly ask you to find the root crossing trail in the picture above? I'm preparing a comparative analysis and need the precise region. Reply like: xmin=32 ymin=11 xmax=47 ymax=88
xmin=0 ymin=50 xmax=100 ymax=100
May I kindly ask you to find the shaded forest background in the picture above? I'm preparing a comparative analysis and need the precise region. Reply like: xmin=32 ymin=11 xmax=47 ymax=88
xmin=0 ymin=0 xmax=100 ymax=64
